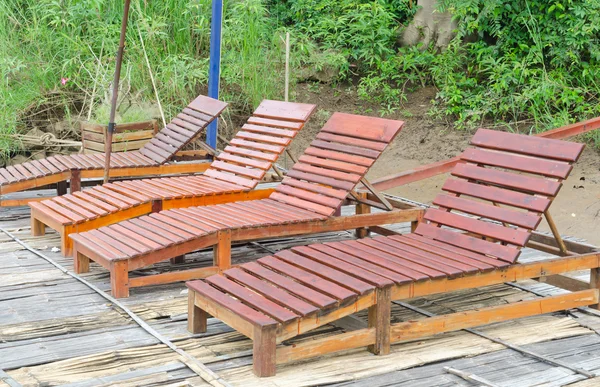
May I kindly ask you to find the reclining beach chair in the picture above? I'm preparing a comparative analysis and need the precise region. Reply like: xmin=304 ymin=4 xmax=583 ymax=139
xmin=29 ymin=100 xmax=317 ymax=256
xmin=70 ymin=113 xmax=422 ymax=297
xmin=0 ymin=95 xmax=228 ymax=206
xmin=186 ymin=129 xmax=600 ymax=377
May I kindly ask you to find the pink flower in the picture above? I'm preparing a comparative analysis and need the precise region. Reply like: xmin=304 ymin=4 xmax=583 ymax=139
xmin=61 ymin=77 xmax=69 ymax=85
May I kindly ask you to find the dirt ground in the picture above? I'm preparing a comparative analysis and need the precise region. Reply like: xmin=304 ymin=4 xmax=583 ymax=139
xmin=290 ymin=83 xmax=600 ymax=246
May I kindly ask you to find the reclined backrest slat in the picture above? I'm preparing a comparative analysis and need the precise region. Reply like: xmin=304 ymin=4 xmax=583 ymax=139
xmin=418 ymin=128 xmax=585 ymax=263
xmin=204 ymin=100 xmax=317 ymax=189
xmin=471 ymin=128 xmax=585 ymax=162
xmin=139 ymin=95 xmax=228 ymax=164
xmin=271 ymin=113 xmax=404 ymax=216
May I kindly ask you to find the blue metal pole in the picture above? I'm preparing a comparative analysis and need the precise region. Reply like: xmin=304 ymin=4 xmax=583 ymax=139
xmin=206 ymin=0 xmax=223 ymax=149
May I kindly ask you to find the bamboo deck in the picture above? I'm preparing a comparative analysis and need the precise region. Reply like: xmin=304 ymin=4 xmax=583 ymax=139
xmin=2 ymin=191 xmax=600 ymax=386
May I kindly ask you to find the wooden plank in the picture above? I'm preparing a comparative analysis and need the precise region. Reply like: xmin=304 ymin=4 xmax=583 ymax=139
xmin=204 ymin=169 xmax=257 ymax=188
xmin=242 ymin=261 xmax=338 ymax=309
xmin=275 ymin=250 xmax=374 ymax=294
xmin=217 ymin=153 xmax=271 ymax=170
xmin=471 ymin=128 xmax=585 ymax=162
xmin=316 ymin=132 xmax=387 ymax=151
xmin=235 ymin=131 xmax=291 ymax=146
xmin=241 ymin=124 xmax=296 ymax=137
xmin=269 ymin=192 xmax=335 ymax=216
xmin=293 ymin=163 xmax=361 ymax=183
xmin=258 ymin=256 xmax=357 ymax=302
xmin=224 ymin=146 xmax=278 ymax=162
xmin=253 ymin=100 xmax=316 ymax=122
xmin=452 ymin=163 xmax=562 ymax=197
xmin=415 ymin=223 xmax=520 ymax=262
xmin=286 ymin=170 xmax=356 ymax=191
xmin=247 ymin=116 xmax=303 ymax=130
xmin=230 ymin=138 xmax=285 ymax=154
xmin=321 ymin=112 xmax=404 ymax=143
xmin=210 ymin=160 xmax=264 ymax=180
xmin=206 ymin=275 xmax=299 ymax=323
xmin=304 ymin=146 xmax=375 ymax=167
xmin=433 ymin=194 xmax=542 ymax=229
xmin=442 ymin=178 xmax=551 ymax=213
xmin=461 ymin=148 xmax=573 ymax=179
xmin=424 ymin=208 xmax=531 ymax=246
xmin=187 ymin=94 xmax=228 ymax=117
xmin=275 ymin=184 xmax=341 ymax=208
xmin=224 ymin=267 xmax=319 ymax=316
xmin=281 ymin=177 xmax=348 ymax=199
xmin=299 ymin=155 xmax=367 ymax=174
xmin=390 ymin=289 xmax=599 ymax=342
xmin=187 ymin=280 xmax=277 ymax=327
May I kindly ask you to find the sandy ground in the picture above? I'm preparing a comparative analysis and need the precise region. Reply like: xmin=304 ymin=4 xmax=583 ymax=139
xmin=289 ymin=84 xmax=600 ymax=246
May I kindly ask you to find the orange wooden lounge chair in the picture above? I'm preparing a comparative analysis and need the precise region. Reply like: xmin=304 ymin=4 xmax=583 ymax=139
xmin=29 ymin=100 xmax=317 ymax=256
xmin=185 ymin=129 xmax=600 ymax=377
xmin=0 ymin=95 xmax=228 ymax=206
xmin=70 ymin=113 xmax=423 ymax=297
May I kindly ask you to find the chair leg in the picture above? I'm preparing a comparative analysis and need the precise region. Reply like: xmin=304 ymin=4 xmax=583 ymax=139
xmin=188 ymin=291 xmax=207 ymax=334
xmin=214 ymin=230 xmax=232 ymax=272
xmin=110 ymin=260 xmax=130 ymax=298
xmin=74 ymin=251 xmax=90 ymax=273
xmin=368 ymin=287 xmax=391 ymax=355
xmin=355 ymin=195 xmax=371 ymax=239
xmin=591 ymin=268 xmax=600 ymax=310
xmin=57 ymin=180 xmax=67 ymax=196
xmin=31 ymin=217 xmax=46 ymax=236
xmin=170 ymin=256 xmax=185 ymax=264
xmin=253 ymin=324 xmax=277 ymax=377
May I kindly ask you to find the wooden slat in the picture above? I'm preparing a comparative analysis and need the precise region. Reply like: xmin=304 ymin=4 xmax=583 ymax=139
xmin=275 ymin=250 xmax=374 ymax=294
xmin=206 ymin=275 xmax=299 ymax=323
xmin=235 ymin=131 xmax=291 ymax=146
xmin=471 ymin=128 xmax=585 ymax=162
xmin=258 ymin=256 xmax=357 ymax=301
xmin=275 ymin=184 xmax=341 ymax=208
xmin=310 ymin=139 xmax=380 ymax=159
xmin=204 ymin=169 xmax=257 ymax=188
xmin=433 ymin=194 xmax=542 ymax=229
xmin=321 ymin=112 xmax=404 ymax=143
xmin=281 ymin=177 xmax=348 ymax=199
xmin=286 ymin=170 xmax=356 ymax=191
xmin=316 ymin=132 xmax=387 ymax=151
xmin=415 ymin=223 xmax=521 ymax=262
xmin=304 ymin=147 xmax=374 ymax=167
xmin=293 ymin=163 xmax=361 ymax=183
xmin=224 ymin=146 xmax=278 ymax=162
xmin=187 ymin=280 xmax=277 ymax=327
xmin=461 ymin=148 xmax=573 ymax=179
xmin=269 ymin=192 xmax=335 ymax=216
xmin=230 ymin=138 xmax=285 ymax=154
xmin=247 ymin=116 xmax=302 ymax=130
xmin=298 ymin=155 xmax=367 ymax=174
xmin=241 ymin=124 xmax=296 ymax=137
xmin=424 ymin=208 xmax=531 ymax=246
xmin=210 ymin=160 xmax=264 ymax=180
xmin=243 ymin=261 xmax=338 ymax=309
xmin=289 ymin=246 xmax=394 ymax=288
xmin=452 ymin=163 xmax=562 ymax=197
xmin=308 ymin=244 xmax=412 ymax=284
xmin=187 ymin=95 xmax=229 ymax=117
xmin=253 ymin=100 xmax=316 ymax=122
xmin=442 ymin=178 xmax=551 ymax=213
xmin=224 ymin=268 xmax=318 ymax=316
xmin=217 ymin=153 xmax=272 ymax=170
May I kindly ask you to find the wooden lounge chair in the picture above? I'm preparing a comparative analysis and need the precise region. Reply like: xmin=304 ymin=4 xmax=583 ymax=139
xmin=70 ymin=113 xmax=423 ymax=297
xmin=29 ymin=100 xmax=317 ymax=256
xmin=186 ymin=129 xmax=600 ymax=377
xmin=0 ymin=95 xmax=228 ymax=207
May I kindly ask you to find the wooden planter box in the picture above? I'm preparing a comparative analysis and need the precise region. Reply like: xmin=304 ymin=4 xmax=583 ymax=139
xmin=80 ymin=120 xmax=159 ymax=154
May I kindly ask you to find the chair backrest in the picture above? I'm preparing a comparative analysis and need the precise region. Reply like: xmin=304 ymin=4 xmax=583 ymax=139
xmin=139 ymin=95 xmax=228 ymax=164
xmin=269 ymin=112 xmax=405 ymax=216
xmin=203 ymin=100 xmax=317 ymax=189
xmin=416 ymin=128 xmax=585 ymax=263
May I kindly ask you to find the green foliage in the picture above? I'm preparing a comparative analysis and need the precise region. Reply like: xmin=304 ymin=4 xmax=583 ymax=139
xmin=0 ymin=0 xmax=283 ymax=158
xmin=271 ymin=0 xmax=415 ymax=77
xmin=432 ymin=0 xmax=600 ymax=132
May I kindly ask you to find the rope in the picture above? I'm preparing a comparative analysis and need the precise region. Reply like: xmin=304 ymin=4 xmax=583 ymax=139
xmin=0 ymin=226 xmax=232 ymax=387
